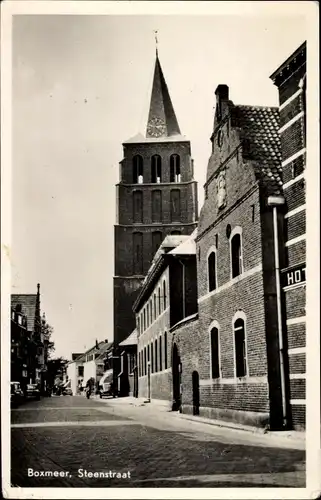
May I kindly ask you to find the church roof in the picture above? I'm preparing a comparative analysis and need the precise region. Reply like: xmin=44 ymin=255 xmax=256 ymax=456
xmin=232 ymin=104 xmax=283 ymax=192
xmin=124 ymin=55 xmax=187 ymax=145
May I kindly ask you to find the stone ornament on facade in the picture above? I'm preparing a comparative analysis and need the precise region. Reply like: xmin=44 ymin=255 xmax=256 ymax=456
xmin=217 ymin=170 xmax=227 ymax=209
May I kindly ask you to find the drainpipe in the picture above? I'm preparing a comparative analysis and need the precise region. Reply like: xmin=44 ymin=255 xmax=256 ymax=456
xmin=267 ymin=195 xmax=287 ymax=428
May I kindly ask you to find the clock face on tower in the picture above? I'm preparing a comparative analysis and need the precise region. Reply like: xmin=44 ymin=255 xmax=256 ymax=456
xmin=147 ymin=117 xmax=167 ymax=138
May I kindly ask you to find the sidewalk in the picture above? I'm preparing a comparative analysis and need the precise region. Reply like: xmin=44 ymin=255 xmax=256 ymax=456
xmin=90 ymin=395 xmax=305 ymax=449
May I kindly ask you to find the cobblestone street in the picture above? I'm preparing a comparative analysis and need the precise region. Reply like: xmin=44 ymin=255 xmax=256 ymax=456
xmin=11 ymin=395 xmax=305 ymax=488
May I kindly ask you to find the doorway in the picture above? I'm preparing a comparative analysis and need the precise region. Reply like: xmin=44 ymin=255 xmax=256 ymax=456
xmin=192 ymin=370 xmax=200 ymax=415
xmin=172 ymin=343 xmax=181 ymax=411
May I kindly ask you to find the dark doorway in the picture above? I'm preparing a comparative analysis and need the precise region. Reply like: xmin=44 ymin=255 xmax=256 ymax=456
xmin=172 ymin=343 xmax=181 ymax=411
xmin=192 ymin=370 xmax=200 ymax=415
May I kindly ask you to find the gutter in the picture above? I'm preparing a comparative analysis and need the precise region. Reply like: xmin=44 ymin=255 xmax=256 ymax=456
xmin=267 ymin=195 xmax=288 ymax=428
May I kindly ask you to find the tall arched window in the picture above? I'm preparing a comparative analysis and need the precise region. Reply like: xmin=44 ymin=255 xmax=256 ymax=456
xmin=208 ymin=249 xmax=217 ymax=291
xmin=144 ymin=347 xmax=147 ymax=376
xmin=159 ymin=335 xmax=163 ymax=371
xmin=170 ymin=189 xmax=181 ymax=222
xmin=234 ymin=315 xmax=247 ymax=378
xmin=133 ymin=191 xmax=143 ymax=223
xmin=143 ymin=309 xmax=146 ymax=332
xmin=152 ymin=190 xmax=162 ymax=222
xmin=152 ymin=231 xmax=162 ymax=257
xmin=151 ymin=341 xmax=154 ymax=373
xmin=230 ymin=228 xmax=243 ymax=278
xmin=164 ymin=331 xmax=168 ymax=369
xmin=133 ymin=155 xmax=143 ymax=184
xmin=137 ymin=317 xmax=140 ymax=336
xmin=163 ymin=280 xmax=167 ymax=309
xmin=170 ymin=154 xmax=181 ymax=182
xmin=151 ymin=155 xmax=162 ymax=183
xmin=155 ymin=339 xmax=158 ymax=372
xmin=149 ymin=299 xmax=153 ymax=325
xmin=133 ymin=232 xmax=143 ymax=275
xmin=158 ymin=287 xmax=162 ymax=314
xmin=210 ymin=325 xmax=220 ymax=378
xmin=146 ymin=303 xmax=150 ymax=328
xmin=147 ymin=344 xmax=150 ymax=364
xmin=153 ymin=293 xmax=157 ymax=319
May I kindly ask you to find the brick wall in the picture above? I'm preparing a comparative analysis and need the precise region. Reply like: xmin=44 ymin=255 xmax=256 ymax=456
xmin=271 ymin=41 xmax=306 ymax=429
xmin=173 ymin=315 xmax=270 ymax=427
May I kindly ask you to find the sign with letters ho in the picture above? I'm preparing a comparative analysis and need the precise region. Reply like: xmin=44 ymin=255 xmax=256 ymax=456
xmin=282 ymin=263 xmax=306 ymax=288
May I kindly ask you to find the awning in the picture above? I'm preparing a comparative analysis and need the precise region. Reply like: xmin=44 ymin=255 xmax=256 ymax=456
xmin=99 ymin=369 xmax=113 ymax=385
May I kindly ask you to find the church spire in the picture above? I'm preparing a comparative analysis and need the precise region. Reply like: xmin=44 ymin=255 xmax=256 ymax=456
xmin=146 ymin=54 xmax=181 ymax=139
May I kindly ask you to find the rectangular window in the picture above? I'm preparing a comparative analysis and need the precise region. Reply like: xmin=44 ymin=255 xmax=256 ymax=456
xmin=78 ymin=366 xmax=84 ymax=377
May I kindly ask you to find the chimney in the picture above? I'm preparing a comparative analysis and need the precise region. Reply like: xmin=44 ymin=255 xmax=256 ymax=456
xmin=215 ymin=85 xmax=229 ymax=122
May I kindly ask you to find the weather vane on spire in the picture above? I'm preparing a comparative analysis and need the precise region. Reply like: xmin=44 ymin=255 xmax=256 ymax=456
xmin=154 ymin=30 xmax=159 ymax=56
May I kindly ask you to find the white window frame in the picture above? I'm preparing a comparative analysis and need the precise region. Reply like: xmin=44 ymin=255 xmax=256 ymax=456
xmin=206 ymin=245 xmax=218 ymax=292
xmin=208 ymin=320 xmax=221 ymax=379
xmin=232 ymin=310 xmax=248 ymax=379
xmin=229 ymin=226 xmax=243 ymax=280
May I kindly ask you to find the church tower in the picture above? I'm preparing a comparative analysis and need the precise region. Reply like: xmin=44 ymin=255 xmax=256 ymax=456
xmin=113 ymin=53 xmax=198 ymax=346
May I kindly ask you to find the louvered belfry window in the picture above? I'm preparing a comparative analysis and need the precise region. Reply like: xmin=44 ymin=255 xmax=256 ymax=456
xmin=133 ymin=155 xmax=144 ymax=183
xmin=151 ymin=155 xmax=162 ymax=183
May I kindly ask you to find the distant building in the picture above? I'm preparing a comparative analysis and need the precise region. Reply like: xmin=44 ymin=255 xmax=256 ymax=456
xmin=113 ymin=51 xmax=199 ymax=382
xmin=70 ymin=340 xmax=113 ymax=393
xmin=11 ymin=284 xmax=48 ymax=390
xmin=66 ymin=353 xmax=84 ymax=395
xmin=270 ymin=41 xmax=306 ymax=429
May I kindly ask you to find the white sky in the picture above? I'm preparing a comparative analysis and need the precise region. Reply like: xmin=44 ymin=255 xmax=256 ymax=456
xmin=11 ymin=10 xmax=306 ymax=359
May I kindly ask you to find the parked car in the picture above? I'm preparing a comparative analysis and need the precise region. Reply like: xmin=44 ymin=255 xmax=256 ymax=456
xmin=24 ymin=383 xmax=41 ymax=401
xmin=99 ymin=381 xmax=117 ymax=398
xmin=62 ymin=386 xmax=73 ymax=396
xmin=10 ymin=382 xmax=24 ymax=407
